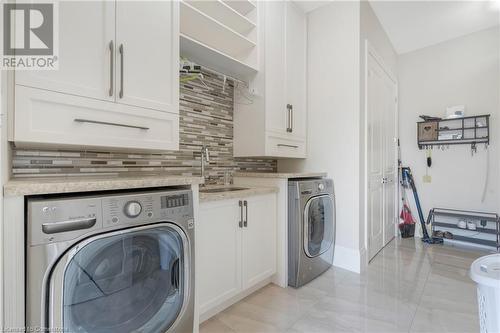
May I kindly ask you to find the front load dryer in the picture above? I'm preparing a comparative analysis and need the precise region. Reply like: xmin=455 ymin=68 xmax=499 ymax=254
xmin=288 ymin=178 xmax=335 ymax=288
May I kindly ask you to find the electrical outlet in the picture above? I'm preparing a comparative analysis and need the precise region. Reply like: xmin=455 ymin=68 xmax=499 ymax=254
xmin=423 ymin=175 xmax=432 ymax=183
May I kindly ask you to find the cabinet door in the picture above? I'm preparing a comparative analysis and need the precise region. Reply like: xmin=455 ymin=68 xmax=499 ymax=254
xmin=115 ymin=1 xmax=179 ymax=113
xmin=16 ymin=1 xmax=114 ymax=101
xmin=198 ymin=200 xmax=242 ymax=316
xmin=264 ymin=1 xmax=287 ymax=134
xmin=242 ymin=194 xmax=276 ymax=289
xmin=285 ymin=2 xmax=307 ymax=140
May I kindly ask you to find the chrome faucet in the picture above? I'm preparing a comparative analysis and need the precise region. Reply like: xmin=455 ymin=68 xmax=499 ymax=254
xmin=200 ymin=145 xmax=210 ymax=185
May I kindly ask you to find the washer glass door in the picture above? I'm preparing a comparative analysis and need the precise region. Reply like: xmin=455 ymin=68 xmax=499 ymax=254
xmin=62 ymin=225 xmax=187 ymax=333
xmin=304 ymin=195 xmax=335 ymax=257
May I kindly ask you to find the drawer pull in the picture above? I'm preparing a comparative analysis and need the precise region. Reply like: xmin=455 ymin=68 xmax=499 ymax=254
xmin=74 ymin=118 xmax=149 ymax=131
xmin=277 ymin=143 xmax=299 ymax=148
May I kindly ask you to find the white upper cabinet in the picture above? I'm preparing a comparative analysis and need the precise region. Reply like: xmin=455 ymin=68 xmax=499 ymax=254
xmin=234 ymin=1 xmax=307 ymax=158
xmin=115 ymin=1 xmax=179 ymax=113
xmin=12 ymin=1 xmax=179 ymax=151
xmin=264 ymin=1 xmax=287 ymax=135
xmin=284 ymin=1 xmax=307 ymax=140
xmin=16 ymin=1 xmax=115 ymax=101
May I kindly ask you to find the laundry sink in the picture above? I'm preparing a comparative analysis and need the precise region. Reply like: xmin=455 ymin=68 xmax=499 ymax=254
xmin=199 ymin=187 xmax=249 ymax=193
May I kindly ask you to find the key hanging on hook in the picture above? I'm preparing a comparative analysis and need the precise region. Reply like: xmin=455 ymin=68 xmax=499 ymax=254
xmin=471 ymin=143 xmax=477 ymax=156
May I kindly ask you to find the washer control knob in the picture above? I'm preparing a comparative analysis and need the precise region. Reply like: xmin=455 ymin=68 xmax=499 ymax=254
xmin=124 ymin=201 xmax=142 ymax=218
xmin=318 ymin=183 xmax=325 ymax=191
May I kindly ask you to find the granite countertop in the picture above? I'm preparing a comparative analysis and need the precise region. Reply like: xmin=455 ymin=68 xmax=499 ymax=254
xmin=199 ymin=185 xmax=278 ymax=203
xmin=233 ymin=172 xmax=327 ymax=179
xmin=4 ymin=175 xmax=204 ymax=197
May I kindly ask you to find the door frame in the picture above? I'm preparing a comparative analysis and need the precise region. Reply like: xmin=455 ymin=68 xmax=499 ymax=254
xmin=363 ymin=40 xmax=399 ymax=263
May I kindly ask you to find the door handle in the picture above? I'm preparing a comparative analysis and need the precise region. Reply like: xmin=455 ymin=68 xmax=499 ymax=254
xmin=239 ymin=200 xmax=243 ymax=228
xmin=109 ymin=41 xmax=114 ymax=97
xmin=243 ymin=200 xmax=248 ymax=227
xmin=42 ymin=217 xmax=97 ymax=234
xmin=381 ymin=177 xmax=387 ymax=184
xmin=74 ymin=118 xmax=149 ymax=130
xmin=286 ymin=104 xmax=293 ymax=133
xmin=171 ymin=258 xmax=180 ymax=290
xmin=119 ymin=43 xmax=124 ymax=99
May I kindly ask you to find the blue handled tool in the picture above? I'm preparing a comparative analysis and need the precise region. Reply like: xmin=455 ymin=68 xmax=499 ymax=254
xmin=401 ymin=167 xmax=443 ymax=244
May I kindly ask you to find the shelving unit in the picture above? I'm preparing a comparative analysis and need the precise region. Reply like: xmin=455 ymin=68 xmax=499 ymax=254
xmin=186 ymin=1 xmax=256 ymax=34
xmin=180 ymin=34 xmax=258 ymax=79
xmin=179 ymin=0 xmax=258 ymax=81
xmin=222 ymin=0 xmax=256 ymax=16
xmin=417 ymin=115 xmax=490 ymax=149
xmin=429 ymin=208 xmax=499 ymax=251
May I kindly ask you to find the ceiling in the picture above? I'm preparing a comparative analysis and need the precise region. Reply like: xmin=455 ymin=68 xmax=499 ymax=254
xmin=369 ymin=1 xmax=500 ymax=54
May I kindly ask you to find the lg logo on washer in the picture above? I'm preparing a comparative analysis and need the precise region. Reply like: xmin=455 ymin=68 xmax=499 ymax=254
xmin=2 ymin=2 xmax=59 ymax=69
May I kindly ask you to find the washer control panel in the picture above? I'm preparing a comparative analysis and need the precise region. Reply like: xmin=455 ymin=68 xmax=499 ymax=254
xmin=28 ymin=189 xmax=194 ymax=246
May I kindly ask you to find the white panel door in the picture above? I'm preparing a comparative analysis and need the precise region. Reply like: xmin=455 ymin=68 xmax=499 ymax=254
xmin=285 ymin=1 xmax=307 ymax=140
xmin=367 ymin=55 xmax=385 ymax=261
xmin=115 ymin=1 xmax=179 ymax=113
xmin=264 ymin=1 xmax=287 ymax=134
xmin=367 ymin=47 xmax=398 ymax=260
xmin=242 ymin=194 xmax=276 ymax=289
xmin=382 ymin=74 xmax=398 ymax=246
xmin=198 ymin=200 xmax=242 ymax=315
xmin=16 ymin=1 xmax=115 ymax=101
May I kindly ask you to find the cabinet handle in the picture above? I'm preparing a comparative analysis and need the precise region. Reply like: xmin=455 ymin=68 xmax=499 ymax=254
xmin=277 ymin=143 xmax=299 ymax=148
xmin=239 ymin=200 xmax=243 ymax=228
xmin=119 ymin=44 xmax=124 ymax=99
xmin=286 ymin=104 xmax=293 ymax=133
xmin=109 ymin=41 xmax=114 ymax=97
xmin=243 ymin=200 xmax=248 ymax=227
xmin=74 ymin=118 xmax=149 ymax=130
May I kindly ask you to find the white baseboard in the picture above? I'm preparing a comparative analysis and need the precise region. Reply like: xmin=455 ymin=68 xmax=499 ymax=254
xmin=333 ymin=245 xmax=363 ymax=273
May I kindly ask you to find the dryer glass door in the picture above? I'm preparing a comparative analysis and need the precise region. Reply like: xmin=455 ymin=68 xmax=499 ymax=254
xmin=304 ymin=195 xmax=335 ymax=258
xmin=61 ymin=225 xmax=188 ymax=333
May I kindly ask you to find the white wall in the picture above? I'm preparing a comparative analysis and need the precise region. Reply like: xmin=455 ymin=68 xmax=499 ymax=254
xmin=359 ymin=1 xmax=398 ymax=260
xmin=399 ymin=28 xmax=500 ymax=222
xmin=279 ymin=1 xmax=362 ymax=273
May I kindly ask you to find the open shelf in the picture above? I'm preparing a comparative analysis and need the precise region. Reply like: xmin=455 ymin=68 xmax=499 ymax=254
xmin=180 ymin=34 xmax=258 ymax=80
xmin=222 ymin=0 xmax=256 ymax=16
xmin=180 ymin=1 xmax=256 ymax=59
xmin=185 ymin=0 xmax=256 ymax=35
xmin=429 ymin=208 xmax=499 ymax=251
xmin=417 ymin=114 xmax=490 ymax=149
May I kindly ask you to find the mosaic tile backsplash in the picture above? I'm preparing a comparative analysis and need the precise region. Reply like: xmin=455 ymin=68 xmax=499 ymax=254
xmin=11 ymin=71 xmax=277 ymax=181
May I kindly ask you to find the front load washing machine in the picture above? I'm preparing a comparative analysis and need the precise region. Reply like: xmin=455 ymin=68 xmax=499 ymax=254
xmin=26 ymin=188 xmax=195 ymax=333
xmin=288 ymin=178 xmax=335 ymax=288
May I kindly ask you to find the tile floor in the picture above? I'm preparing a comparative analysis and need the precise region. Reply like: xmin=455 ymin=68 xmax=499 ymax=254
xmin=200 ymin=238 xmax=490 ymax=333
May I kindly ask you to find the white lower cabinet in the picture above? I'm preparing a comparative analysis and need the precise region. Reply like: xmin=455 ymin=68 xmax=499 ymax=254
xmin=198 ymin=193 xmax=276 ymax=320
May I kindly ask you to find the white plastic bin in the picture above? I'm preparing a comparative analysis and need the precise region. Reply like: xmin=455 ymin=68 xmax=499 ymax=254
xmin=470 ymin=254 xmax=500 ymax=333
